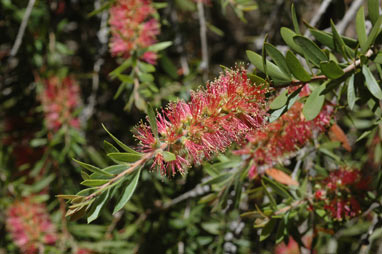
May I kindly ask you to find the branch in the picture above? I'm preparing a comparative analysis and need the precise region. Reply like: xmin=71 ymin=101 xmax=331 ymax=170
xmin=271 ymin=49 xmax=374 ymax=88
xmin=336 ymin=0 xmax=364 ymax=34
xmin=304 ymin=0 xmax=333 ymax=37
xmin=10 ymin=0 xmax=36 ymax=57
xmin=197 ymin=1 xmax=209 ymax=80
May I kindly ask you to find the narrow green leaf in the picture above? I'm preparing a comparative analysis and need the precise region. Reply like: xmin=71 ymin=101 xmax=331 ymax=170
xmin=262 ymin=176 xmax=293 ymax=200
xmin=147 ymin=104 xmax=159 ymax=140
xmin=293 ymin=36 xmax=328 ymax=66
xmin=356 ymin=130 xmax=372 ymax=142
xmin=310 ymin=29 xmax=358 ymax=49
xmin=291 ymin=3 xmax=300 ymax=34
xmin=107 ymin=153 xmax=142 ymax=163
xmin=362 ymin=65 xmax=382 ymax=99
xmin=138 ymin=61 xmax=155 ymax=72
xmin=248 ymin=74 xmax=267 ymax=84
xmin=73 ymin=159 xmax=113 ymax=177
xmin=264 ymin=43 xmax=291 ymax=77
xmin=147 ymin=41 xmax=172 ymax=52
xmin=285 ymin=50 xmax=311 ymax=82
xmin=81 ymin=179 xmax=109 ymax=187
xmin=364 ymin=15 xmax=382 ymax=53
xmin=260 ymin=219 xmax=277 ymax=241
xmin=90 ymin=165 xmax=128 ymax=179
xmin=262 ymin=35 xmax=268 ymax=80
xmin=246 ymin=50 xmax=292 ymax=82
xmin=104 ymin=140 xmax=119 ymax=154
xmin=113 ymin=167 xmax=142 ymax=214
xmin=368 ymin=0 xmax=380 ymax=25
xmin=303 ymin=82 xmax=327 ymax=121
xmin=356 ymin=7 xmax=368 ymax=53
xmin=109 ymin=58 xmax=132 ymax=79
xmin=81 ymin=170 xmax=90 ymax=180
xmin=270 ymin=90 xmax=288 ymax=110
xmin=203 ymin=173 xmax=232 ymax=185
xmin=330 ymin=20 xmax=349 ymax=59
xmin=280 ymin=27 xmax=303 ymax=54
xmin=320 ymin=60 xmax=344 ymax=79
xmin=56 ymin=195 xmax=80 ymax=200
xmin=375 ymin=52 xmax=382 ymax=64
xmin=275 ymin=219 xmax=286 ymax=244
xmin=347 ymin=74 xmax=356 ymax=110
xmin=162 ymin=151 xmax=176 ymax=162
xmin=87 ymin=189 xmax=110 ymax=223
xmin=102 ymin=124 xmax=139 ymax=154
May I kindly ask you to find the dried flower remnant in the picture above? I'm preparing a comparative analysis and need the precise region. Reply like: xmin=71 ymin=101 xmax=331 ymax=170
xmin=134 ymin=68 xmax=269 ymax=176
xmin=314 ymin=167 xmax=369 ymax=220
xmin=236 ymin=101 xmax=333 ymax=178
xmin=6 ymin=198 xmax=57 ymax=254
xmin=109 ymin=0 xmax=160 ymax=64
xmin=40 ymin=76 xmax=81 ymax=131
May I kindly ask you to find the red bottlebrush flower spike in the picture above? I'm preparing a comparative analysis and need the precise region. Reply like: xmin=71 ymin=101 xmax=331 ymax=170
xmin=238 ymin=100 xmax=333 ymax=178
xmin=314 ymin=167 xmax=369 ymax=220
xmin=6 ymin=198 xmax=57 ymax=254
xmin=109 ymin=0 xmax=160 ymax=64
xmin=134 ymin=68 xmax=269 ymax=176
xmin=39 ymin=76 xmax=81 ymax=131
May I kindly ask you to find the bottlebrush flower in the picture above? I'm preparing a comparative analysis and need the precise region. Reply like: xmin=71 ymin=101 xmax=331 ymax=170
xmin=39 ymin=76 xmax=81 ymax=131
xmin=313 ymin=167 xmax=369 ymax=220
xmin=134 ymin=68 xmax=269 ymax=176
xmin=6 ymin=198 xmax=57 ymax=254
xmin=237 ymin=101 xmax=333 ymax=178
xmin=109 ymin=0 xmax=160 ymax=64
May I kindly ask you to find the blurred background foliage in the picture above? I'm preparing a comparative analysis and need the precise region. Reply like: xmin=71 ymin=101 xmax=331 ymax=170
xmin=1 ymin=0 xmax=382 ymax=253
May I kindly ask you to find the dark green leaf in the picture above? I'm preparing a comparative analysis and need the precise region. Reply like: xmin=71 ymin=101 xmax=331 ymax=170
xmin=246 ymin=50 xmax=292 ymax=82
xmin=275 ymin=219 xmax=285 ymax=244
xmin=203 ymin=173 xmax=232 ymax=185
xmin=73 ymin=159 xmax=113 ymax=177
xmin=87 ymin=189 xmax=110 ymax=223
xmin=320 ymin=60 xmax=344 ymax=79
xmin=81 ymin=179 xmax=109 ymax=187
xmin=356 ymin=130 xmax=372 ymax=142
xmin=293 ymin=36 xmax=328 ymax=66
xmin=264 ymin=43 xmax=291 ymax=77
xmin=356 ymin=7 xmax=368 ymax=53
xmin=110 ymin=58 xmax=132 ymax=79
xmin=147 ymin=104 xmax=159 ymax=140
xmin=280 ymin=27 xmax=303 ymax=54
xmin=162 ymin=151 xmax=176 ymax=162
xmin=365 ymin=15 xmax=382 ymax=53
xmin=260 ymin=219 xmax=277 ymax=241
xmin=330 ymin=20 xmax=350 ymax=59
xmin=270 ymin=90 xmax=288 ymax=110
xmin=310 ymin=29 xmax=357 ymax=49
xmin=285 ymin=50 xmax=311 ymax=82
xmin=303 ymin=82 xmax=327 ymax=121
xmin=368 ymin=0 xmax=380 ymax=25
xmin=81 ymin=170 xmax=90 ymax=180
xmin=102 ymin=124 xmax=139 ymax=154
xmin=374 ymin=52 xmax=382 ymax=64
xmin=107 ymin=153 xmax=142 ymax=163
xmin=104 ymin=140 xmax=119 ymax=154
xmin=347 ymin=74 xmax=357 ymax=110
xmin=113 ymin=167 xmax=142 ymax=214
xmin=248 ymin=74 xmax=267 ymax=84
xmin=362 ymin=65 xmax=382 ymax=99
xmin=291 ymin=4 xmax=300 ymax=34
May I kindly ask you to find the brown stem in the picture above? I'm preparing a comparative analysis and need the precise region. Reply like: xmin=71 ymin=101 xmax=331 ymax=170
xmin=271 ymin=49 xmax=374 ymax=88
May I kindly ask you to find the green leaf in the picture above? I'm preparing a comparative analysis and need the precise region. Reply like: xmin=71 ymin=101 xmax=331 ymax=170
xmin=81 ymin=179 xmax=109 ymax=187
xmin=162 ymin=151 xmax=176 ymax=162
xmin=87 ymin=189 xmax=110 ymax=223
xmin=368 ymin=0 xmax=380 ymax=25
xmin=362 ymin=65 xmax=382 ymax=99
xmin=364 ymin=15 xmax=382 ymax=53
xmin=138 ymin=73 xmax=154 ymax=83
xmin=264 ymin=43 xmax=291 ymax=77
xmin=109 ymin=58 xmax=132 ymax=79
xmin=291 ymin=3 xmax=300 ymax=34
xmin=102 ymin=124 xmax=139 ymax=154
xmin=347 ymin=74 xmax=356 ymax=110
xmin=248 ymin=74 xmax=267 ymax=84
xmin=330 ymin=20 xmax=350 ymax=59
xmin=203 ymin=173 xmax=232 ymax=185
xmin=270 ymin=90 xmax=288 ymax=110
xmin=275 ymin=219 xmax=286 ymax=244
xmin=147 ymin=104 xmax=159 ymax=140
xmin=107 ymin=153 xmax=142 ymax=163
xmin=303 ymin=82 xmax=327 ymax=121
xmin=81 ymin=170 xmax=90 ymax=180
xmin=260 ymin=219 xmax=277 ymax=241
xmin=73 ymin=159 xmax=113 ymax=177
xmin=356 ymin=130 xmax=372 ymax=142
xmin=147 ymin=41 xmax=172 ymax=52
xmin=246 ymin=50 xmax=292 ymax=82
xmin=320 ymin=60 xmax=344 ymax=79
xmin=280 ymin=27 xmax=303 ymax=54
xmin=374 ymin=52 xmax=382 ymax=64
xmin=285 ymin=50 xmax=311 ymax=82
xmin=356 ymin=7 xmax=368 ymax=53
xmin=104 ymin=140 xmax=119 ymax=154
xmin=113 ymin=167 xmax=142 ymax=214
xmin=293 ymin=36 xmax=328 ymax=66
xmin=310 ymin=29 xmax=357 ymax=49
xmin=56 ymin=195 xmax=80 ymax=200
xmin=138 ymin=61 xmax=155 ymax=72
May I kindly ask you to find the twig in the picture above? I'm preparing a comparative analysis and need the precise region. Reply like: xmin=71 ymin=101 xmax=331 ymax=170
xmin=197 ymin=1 xmax=209 ymax=80
xmin=304 ymin=0 xmax=333 ymax=37
xmin=163 ymin=183 xmax=210 ymax=209
xmin=10 ymin=0 xmax=36 ymax=56
xmin=336 ymin=0 xmax=364 ymax=34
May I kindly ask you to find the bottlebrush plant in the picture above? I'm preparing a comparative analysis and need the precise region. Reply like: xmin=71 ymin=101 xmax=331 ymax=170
xmin=60 ymin=2 xmax=382 ymax=251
